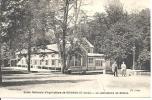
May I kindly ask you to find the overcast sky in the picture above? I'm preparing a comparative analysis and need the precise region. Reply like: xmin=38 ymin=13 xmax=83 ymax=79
xmin=81 ymin=0 xmax=150 ymax=16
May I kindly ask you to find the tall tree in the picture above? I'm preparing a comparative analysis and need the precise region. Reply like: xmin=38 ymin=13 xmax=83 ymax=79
xmin=61 ymin=0 xmax=69 ymax=73
xmin=0 ymin=0 xmax=30 ymax=84
xmin=22 ymin=0 xmax=58 ymax=72
xmin=105 ymin=0 xmax=125 ymax=25
xmin=135 ymin=9 xmax=150 ymax=70
xmin=0 ymin=0 xmax=2 ymax=85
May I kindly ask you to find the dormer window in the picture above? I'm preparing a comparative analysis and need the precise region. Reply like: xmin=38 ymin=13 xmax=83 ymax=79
xmin=52 ymin=53 xmax=55 ymax=57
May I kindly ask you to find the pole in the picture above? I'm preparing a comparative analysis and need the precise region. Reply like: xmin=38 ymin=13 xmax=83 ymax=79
xmin=62 ymin=0 xmax=69 ymax=73
xmin=132 ymin=45 xmax=136 ymax=70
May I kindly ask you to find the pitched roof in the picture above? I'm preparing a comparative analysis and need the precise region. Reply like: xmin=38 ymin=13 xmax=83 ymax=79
xmin=82 ymin=37 xmax=94 ymax=48
xmin=16 ymin=44 xmax=59 ymax=55
xmin=47 ymin=44 xmax=59 ymax=52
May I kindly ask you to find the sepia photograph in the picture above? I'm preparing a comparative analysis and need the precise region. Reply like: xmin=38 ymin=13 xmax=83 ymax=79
xmin=0 ymin=0 xmax=151 ymax=98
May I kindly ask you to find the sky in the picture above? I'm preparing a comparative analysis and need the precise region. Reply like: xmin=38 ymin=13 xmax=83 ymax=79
xmin=81 ymin=0 xmax=150 ymax=16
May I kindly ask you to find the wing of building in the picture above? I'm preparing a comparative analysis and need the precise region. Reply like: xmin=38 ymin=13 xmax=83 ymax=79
xmin=10 ymin=37 xmax=110 ymax=73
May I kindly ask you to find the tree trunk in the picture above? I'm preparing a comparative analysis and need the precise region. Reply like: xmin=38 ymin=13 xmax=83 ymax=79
xmin=0 ymin=51 xmax=1 ymax=82
xmin=65 ymin=54 xmax=72 ymax=71
xmin=27 ymin=28 xmax=31 ymax=72
xmin=0 ymin=0 xmax=2 ymax=86
xmin=62 ymin=0 xmax=69 ymax=73
xmin=74 ymin=0 xmax=82 ymax=37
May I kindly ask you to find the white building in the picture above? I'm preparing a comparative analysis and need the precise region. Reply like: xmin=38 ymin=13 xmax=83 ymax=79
xmin=10 ymin=38 xmax=110 ymax=73
xmin=11 ymin=44 xmax=62 ymax=72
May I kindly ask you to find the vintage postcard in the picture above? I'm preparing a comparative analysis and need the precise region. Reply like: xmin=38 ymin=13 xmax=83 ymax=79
xmin=0 ymin=0 xmax=151 ymax=98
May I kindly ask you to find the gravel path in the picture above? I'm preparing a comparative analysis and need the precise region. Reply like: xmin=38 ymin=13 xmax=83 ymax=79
xmin=0 ymin=72 xmax=150 ymax=98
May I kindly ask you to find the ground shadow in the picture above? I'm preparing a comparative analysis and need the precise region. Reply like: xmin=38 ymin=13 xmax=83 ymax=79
xmin=3 ymin=74 xmax=69 ymax=80
xmin=1 ymin=79 xmax=91 ymax=87
xmin=68 ymin=72 xmax=103 ymax=75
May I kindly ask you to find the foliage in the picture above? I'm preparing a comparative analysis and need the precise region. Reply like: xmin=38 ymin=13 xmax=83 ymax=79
xmin=79 ymin=0 xmax=150 ymax=69
xmin=0 ymin=0 xmax=150 ymax=70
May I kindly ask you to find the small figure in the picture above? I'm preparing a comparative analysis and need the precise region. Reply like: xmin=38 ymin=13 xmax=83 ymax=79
xmin=121 ymin=62 xmax=127 ymax=76
xmin=112 ymin=62 xmax=118 ymax=77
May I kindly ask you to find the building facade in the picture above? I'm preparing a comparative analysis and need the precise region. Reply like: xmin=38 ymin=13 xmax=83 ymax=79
xmin=67 ymin=38 xmax=110 ymax=73
xmin=11 ymin=44 xmax=62 ymax=72
xmin=10 ymin=38 xmax=110 ymax=73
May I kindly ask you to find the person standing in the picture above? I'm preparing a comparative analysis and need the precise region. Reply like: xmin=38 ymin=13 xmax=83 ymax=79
xmin=112 ymin=62 xmax=118 ymax=77
xmin=121 ymin=62 xmax=127 ymax=76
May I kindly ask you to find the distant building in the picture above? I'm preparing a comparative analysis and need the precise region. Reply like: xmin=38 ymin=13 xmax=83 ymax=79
xmin=10 ymin=38 xmax=110 ymax=73
xmin=11 ymin=44 xmax=62 ymax=72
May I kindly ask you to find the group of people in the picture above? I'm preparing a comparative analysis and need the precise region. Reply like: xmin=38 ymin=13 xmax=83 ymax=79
xmin=112 ymin=62 xmax=127 ymax=77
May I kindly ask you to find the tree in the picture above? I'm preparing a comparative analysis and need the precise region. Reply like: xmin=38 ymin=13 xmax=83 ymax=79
xmin=0 ymin=0 xmax=30 ymax=85
xmin=135 ymin=9 xmax=150 ymax=70
xmin=0 ymin=0 xmax=2 ymax=85
xmin=81 ymin=0 xmax=150 ymax=70
xmin=63 ymin=0 xmax=89 ymax=72
xmin=61 ymin=0 xmax=70 ymax=73
xmin=105 ymin=0 xmax=126 ymax=25
xmin=21 ymin=0 xmax=59 ymax=72
xmin=1 ymin=0 xmax=30 ymax=51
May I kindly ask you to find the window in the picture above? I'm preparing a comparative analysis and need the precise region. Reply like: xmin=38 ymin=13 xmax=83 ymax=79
xmin=58 ymin=60 xmax=60 ymax=63
xmin=88 ymin=58 xmax=93 ymax=64
xmin=42 ymin=66 xmax=48 ymax=69
xmin=22 ymin=65 xmax=26 ymax=68
xmin=38 ymin=66 xmax=41 ymax=69
xmin=46 ymin=60 xmax=48 ymax=65
xmin=100 ymin=61 xmax=102 ymax=66
xmin=52 ymin=60 xmax=55 ymax=65
xmin=34 ymin=60 xmax=37 ymax=65
xmin=95 ymin=60 xmax=103 ymax=66
xmin=22 ymin=60 xmax=24 ymax=64
xmin=40 ymin=60 xmax=42 ymax=65
xmin=49 ymin=67 xmax=53 ymax=70
xmin=95 ymin=60 xmax=100 ymax=66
